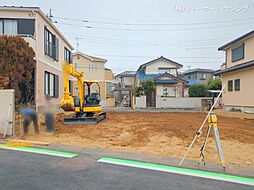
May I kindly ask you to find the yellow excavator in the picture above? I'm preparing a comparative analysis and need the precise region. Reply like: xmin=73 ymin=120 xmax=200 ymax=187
xmin=60 ymin=62 xmax=106 ymax=124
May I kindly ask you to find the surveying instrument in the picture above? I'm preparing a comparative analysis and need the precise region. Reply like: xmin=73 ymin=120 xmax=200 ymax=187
xmin=179 ymin=86 xmax=225 ymax=169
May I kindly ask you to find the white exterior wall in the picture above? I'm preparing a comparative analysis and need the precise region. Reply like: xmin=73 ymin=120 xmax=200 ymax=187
xmin=156 ymin=85 xmax=163 ymax=96
xmin=145 ymin=60 xmax=177 ymax=75
xmin=156 ymin=84 xmax=176 ymax=97
xmin=0 ymin=90 xmax=15 ymax=136
xmin=156 ymin=97 xmax=202 ymax=109
xmin=135 ymin=95 xmax=146 ymax=108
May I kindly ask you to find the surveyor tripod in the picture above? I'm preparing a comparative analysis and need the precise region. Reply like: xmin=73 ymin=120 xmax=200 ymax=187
xmin=199 ymin=113 xmax=225 ymax=168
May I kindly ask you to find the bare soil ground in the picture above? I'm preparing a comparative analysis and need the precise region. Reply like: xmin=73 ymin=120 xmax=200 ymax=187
xmin=21 ymin=111 xmax=254 ymax=168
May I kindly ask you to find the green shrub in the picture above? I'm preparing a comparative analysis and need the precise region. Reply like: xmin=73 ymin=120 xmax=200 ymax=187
xmin=208 ymin=79 xmax=222 ymax=90
xmin=189 ymin=84 xmax=209 ymax=97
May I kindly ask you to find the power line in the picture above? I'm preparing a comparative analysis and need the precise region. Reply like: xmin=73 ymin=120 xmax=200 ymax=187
xmin=54 ymin=16 xmax=254 ymax=26
xmin=55 ymin=21 xmax=253 ymax=31
xmin=67 ymin=37 xmax=221 ymax=49
xmin=64 ymin=32 xmax=230 ymax=44
xmin=91 ymin=54 xmax=223 ymax=59
xmin=65 ymin=34 xmax=228 ymax=47
xmin=64 ymin=34 xmax=226 ymax=49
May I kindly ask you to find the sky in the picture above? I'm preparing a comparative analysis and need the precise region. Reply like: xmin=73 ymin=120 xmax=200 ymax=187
xmin=1 ymin=0 xmax=254 ymax=74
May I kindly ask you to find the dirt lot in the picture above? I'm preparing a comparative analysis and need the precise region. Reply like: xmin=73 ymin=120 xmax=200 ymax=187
xmin=24 ymin=111 xmax=254 ymax=168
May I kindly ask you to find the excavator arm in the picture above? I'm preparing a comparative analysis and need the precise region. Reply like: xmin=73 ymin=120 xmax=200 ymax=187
xmin=61 ymin=62 xmax=84 ymax=112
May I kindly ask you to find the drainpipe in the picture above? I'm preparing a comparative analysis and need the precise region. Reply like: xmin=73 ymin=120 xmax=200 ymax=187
xmin=34 ymin=11 xmax=39 ymax=112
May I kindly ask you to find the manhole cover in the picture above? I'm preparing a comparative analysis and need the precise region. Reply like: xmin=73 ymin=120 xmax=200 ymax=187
xmin=58 ymin=156 xmax=96 ymax=170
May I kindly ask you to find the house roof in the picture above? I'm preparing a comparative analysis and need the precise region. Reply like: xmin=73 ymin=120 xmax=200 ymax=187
xmin=182 ymin=68 xmax=215 ymax=75
xmin=137 ymin=70 xmax=200 ymax=86
xmin=214 ymin=60 xmax=254 ymax=75
xmin=218 ymin=30 xmax=254 ymax=51
xmin=137 ymin=56 xmax=183 ymax=71
xmin=136 ymin=70 xmax=189 ymax=85
xmin=115 ymin=71 xmax=136 ymax=77
xmin=154 ymin=79 xmax=178 ymax=84
xmin=186 ymin=79 xmax=201 ymax=85
xmin=0 ymin=6 xmax=74 ymax=50
xmin=73 ymin=52 xmax=107 ymax=62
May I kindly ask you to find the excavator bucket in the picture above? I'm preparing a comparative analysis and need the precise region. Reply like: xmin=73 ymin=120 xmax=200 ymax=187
xmin=64 ymin=112 xmax=106 ymax=125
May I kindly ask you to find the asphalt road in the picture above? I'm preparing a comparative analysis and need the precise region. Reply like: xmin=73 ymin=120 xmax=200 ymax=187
xmin=0 ymin=149 xmax=252 ymax=190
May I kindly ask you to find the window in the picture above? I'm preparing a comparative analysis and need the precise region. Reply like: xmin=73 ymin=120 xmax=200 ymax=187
xmin=234 ymin=79 xmax=240 ymax=91
xmin=200 ymin=73 xmax=207 ymax=80
xmin=232 ymin=44 xmax=244 ymax=62
xmin=106 ymin=82 xmax=115 ymax=97
xmin=74 ymin=63 xmax=78 ymax=70
xmin=44 ymin=27 xmax=59 ymax=60
xmin=163 ymin=88 xmax=168 ymax=96
xmin=44 ymin=71 xmax=59 ymax=98
xmin=159 ymin=68 xmax=170 ymax=74
xmin=0 ymin=19 xmax=35 ymax=36
xmin=188 ymin=75 xmax=192 ymax=79
xmin=89 ymin=64 xmax=97 ymax=72
xmin=0 ymin=19 xmax=17 ymax=35
xmin=228 ymin=80 xmax=233 ymax=92
xmin=0 ymin=21 xmax=3 ymax=34
xmin=17 ymin=19 xmax=35 ymax=36
xmin=64 ymin=47 xmax=72 ymax=63
xmin=162 ymin=86 xmax=176 ymax=97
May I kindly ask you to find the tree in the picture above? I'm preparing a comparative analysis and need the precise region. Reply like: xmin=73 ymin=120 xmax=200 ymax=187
xmin=0 ymin=36 xmax=35 ymax=104
xmin=189 ymin=84 xmax=209 ymax=97
xmin=208 ymin=79 xmax=222 ymax=90
xmin=135 ymin=78 xmax=155 ymax=97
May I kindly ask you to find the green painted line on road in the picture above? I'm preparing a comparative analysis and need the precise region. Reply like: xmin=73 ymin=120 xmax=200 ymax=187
xmin=98 ymin=157 xmax=254 ymax=186
xmin=0 ymin=144 xmax=78 ymax=158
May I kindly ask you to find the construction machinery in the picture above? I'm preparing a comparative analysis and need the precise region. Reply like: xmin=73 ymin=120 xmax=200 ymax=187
xmin=60 ymin=62 xmax=106 ymax=125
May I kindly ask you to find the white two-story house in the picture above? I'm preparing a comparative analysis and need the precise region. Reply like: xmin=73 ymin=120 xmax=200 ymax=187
xmin=0 ymin=6 xmax=74 ymax=111
xmin=136 ymin=56 xmax=188 ymax=107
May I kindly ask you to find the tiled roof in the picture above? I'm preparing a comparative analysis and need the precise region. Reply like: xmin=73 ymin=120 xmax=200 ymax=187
xmin=182 ymin=68 xmax=215 ymax=75
xmin=136 ymin=71 xmax=160 ymax=79
xmin=186 ymin=79 xmax=200 ymax=85
xmin=154 ymin=79 xmax=178 ymax=84
xmin=116 ymin=71 xmax=136 ymax=77
xmin=136 ymin=70 xmax=191 ymax=85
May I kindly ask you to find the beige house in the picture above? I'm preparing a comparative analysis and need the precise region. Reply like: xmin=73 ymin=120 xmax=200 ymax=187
xmin=72 ymin=52 xmax=115 ymax=107
xmin=0 ymin=6 xmax=74 ymax=111
xmin=215 ymin=30 xmax=254 ymax=112
xmin=115 ymin=71 xmax=136 ymax=107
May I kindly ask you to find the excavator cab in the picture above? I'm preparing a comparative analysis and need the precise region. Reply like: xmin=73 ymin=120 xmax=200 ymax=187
xmin=84 ymin=81 xmax=101 ymax=106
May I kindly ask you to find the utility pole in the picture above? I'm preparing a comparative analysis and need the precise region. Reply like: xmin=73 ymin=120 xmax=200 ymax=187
xmin=75 ymin=37 xmax=80 ymax=52
xmin=48 ymin=9 xmax=53 ymax=20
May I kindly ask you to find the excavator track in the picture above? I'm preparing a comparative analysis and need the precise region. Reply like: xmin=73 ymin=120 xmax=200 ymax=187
xmin=64 ymin=112 xmax=106 ymax=125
